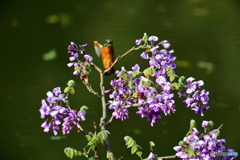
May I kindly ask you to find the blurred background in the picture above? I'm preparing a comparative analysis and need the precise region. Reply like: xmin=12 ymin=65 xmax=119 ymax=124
xmin=1 ymin=0 xmax=240 ymax=159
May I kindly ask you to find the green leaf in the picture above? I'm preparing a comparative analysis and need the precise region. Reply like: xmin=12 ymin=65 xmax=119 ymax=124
xmin=124 ymin=136 xmax=131 ymax=142
xmin=136 ymin=151 xmax=142 ymax=158
xmin=64 ymin=86 xmax=70 ymax=93
xmin=119 ymin=72 xmax=128 ymax=82
xmin=69 ymin=87 xmax=75 ymax=95
xmin=145 ymin=48 xmax=151 ymax=52
xmin=97 ymin=130 xmax=110 ymax=143
xmin=178 ymin=76 xmax=185 ymax=83
xmin=77 ymin=151 xmax=82 ymax=156
xmin=143 ymin=67 xmax=155 ymax=79
xmin=124 ymin=136 xmax=136 ymax=148
xmin=80 ymin=105 xmax=89 ymax=112
xmin=107 ymin=151 xmax=113 ymax=160
xmin=166 ymin=66 xmax=172 ymax=72
xmin=149 ymin=141 xmax=155 ymax=147
xmin=64 ymin=147 xmax=78 ymax=159
xmin=170 ymin=74 xmax=176 ymax=82
xmin=88 ymin=142 xmax=94 ymax=146
xmin=86 ymin=135 xmax=91 ymax=141
xmin=127 ymin=139 xmax=135 ymax=148
xmin=188 ymin=148 xmax=195 ymax=158
xmin=75 ymin=66 xmax=80 ymax=73
xmin=178 ymin=141 xmax=184 ymax=146
xmin=206 ymin=121 xmax=214 ymax=133
xmin=67 ymin=80 xmax=76 ymax=87
xmin=131 ymin=144 xmax=138 ymax=154
xmin=189 ymin=119 xmax=196 ymax=132
xmin=141 ymin=80 xmax=152 ymax=88
xmin=132 ymin=70 xmax=141 ymax=78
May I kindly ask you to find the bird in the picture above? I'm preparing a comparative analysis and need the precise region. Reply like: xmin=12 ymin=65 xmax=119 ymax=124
xmin=94 ymin=39 xmax=115 ymax=75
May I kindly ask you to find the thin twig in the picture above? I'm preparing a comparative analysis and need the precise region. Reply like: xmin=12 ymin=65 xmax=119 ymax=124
xmin=143 ymin=155 xmax=177 ymax=160
xmin=106 ymin=115 xmax=115 ymax=127
xmin=125 ymin=101 xmax=148 ymax=108
xmin=218 ymin=124 xmax=224 ymax=130
xmin=77 ymin=128 xmax=93 ymax=136
xmin=103 ymin=47 xmax=135 ymax=75
xmin=81 ymin=76 xmax=102 ymax=98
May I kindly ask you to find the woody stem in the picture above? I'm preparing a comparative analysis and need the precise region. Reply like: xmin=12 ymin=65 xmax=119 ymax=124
xmin=103 ymin=47 xmax=135 ymax=75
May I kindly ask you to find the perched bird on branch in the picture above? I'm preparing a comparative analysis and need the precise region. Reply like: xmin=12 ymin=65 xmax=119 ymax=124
xmin=94 ymin=39 xmax=115 ymax=75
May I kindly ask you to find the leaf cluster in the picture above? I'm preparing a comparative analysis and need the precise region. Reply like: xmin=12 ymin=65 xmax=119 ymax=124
xmin=124 ymin=136 xmax=143 ymax=159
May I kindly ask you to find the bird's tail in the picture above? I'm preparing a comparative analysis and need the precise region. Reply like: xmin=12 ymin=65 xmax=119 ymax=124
xmin=104 ymin=67 xmax=115 ymax=76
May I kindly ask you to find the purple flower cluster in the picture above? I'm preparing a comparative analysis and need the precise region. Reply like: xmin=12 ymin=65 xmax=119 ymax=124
xmin=39 ymin=87 xmax=86 ymax=135
xmin=173 ymin=120 xmax=237 ymax=160
xmin=179 ymin=77 xmax=210 ymax=116
xmin=107 ymin=64 xmax=176 ymax=126
xmin=62 ymin=110 xmax=85 ymax=134
xmin=106 ymin=34 xmax=212 ymax=126
xmin=107 ymin=35 xmax=178 ymax=126
xmin=147 ymin=152 xmax=155 ymax=160
xmin=67 ymin=42 xmax=92 ymax=76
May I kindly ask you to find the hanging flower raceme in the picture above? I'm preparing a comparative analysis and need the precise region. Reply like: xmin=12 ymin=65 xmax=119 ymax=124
xmin=179 ymin=77 xmax=210 ymax=116
xmin=39 ymin=87 xmax=86 ymax=135
xmin=67 ymin=42 xmax=92 ymax=76
xmin=173 ymin=120 xmax=237 ymax=160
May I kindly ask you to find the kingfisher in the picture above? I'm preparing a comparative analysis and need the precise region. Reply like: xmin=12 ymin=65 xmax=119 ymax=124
xmin=94 ymin=39 xmax=115 ymax=75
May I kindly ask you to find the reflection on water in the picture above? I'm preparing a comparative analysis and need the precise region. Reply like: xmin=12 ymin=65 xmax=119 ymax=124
xmin=1 ymin=0 xmax=240 ymax=159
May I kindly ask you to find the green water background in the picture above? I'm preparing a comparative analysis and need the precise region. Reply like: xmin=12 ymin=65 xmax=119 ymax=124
xmin=0 ymin=0 xmax=240 ymax=159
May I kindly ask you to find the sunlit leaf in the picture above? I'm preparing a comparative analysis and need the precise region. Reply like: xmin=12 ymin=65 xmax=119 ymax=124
xmin=67 ymin=80 xmax=76 ymax=87
xmin=69 ymin=87 xmax=75 ymax=95
xmin=131 ymin=144 xmax=138 ymax=154
xmin=143 ymin=67 xmax=155 ymax=79
xmin=145 ymin=48 xmax=151 ymax=52
xmin=170 ymin=74 xmax=176 ymax=82
xmin=119 ymin=72 xmax=128 ymax=82
xmin=171 ymin=82 xmax=181 ymax=90
xmin=178 ymin=141 xmax=184 ymax=146
xmin=86 ymin=135 xmax=91 ymax=141
xmin=64 ymin=147 xmax=78 ymax=159
xmin=64 ymin=87 xmax=70 ymax=93
xmin=132 ymin=70 xmax=141 ymax=78
xmin=97 ymin=130 xmax=110 ymax=143
xmin=136 ymin=151 xmax=142 ymax=158
xmin=80 ymin=105 xmax=89 ymax=112
xmin=107 ymin=151 xmax=113 ymax=160
xmin=149 ymin=141 xmax=155 ymax=147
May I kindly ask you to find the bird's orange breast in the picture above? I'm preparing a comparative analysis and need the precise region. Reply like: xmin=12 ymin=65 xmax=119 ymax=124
xmin=102 ymin=46 xmax=114 ymax=74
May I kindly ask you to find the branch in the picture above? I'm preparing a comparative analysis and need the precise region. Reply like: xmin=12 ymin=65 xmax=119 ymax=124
xmin=103 ymin=47 xmax=135 ymax=75
xmin=81 ymin=75 xmax=102 ymax=98
xmin=106 ymin=115 xmax=115 ymax=127
xmin=126 ymin=101 xmax=148 ymax=108
xmin=89 ymin=47 xmax=135 ymax=160
xmin=218 ymin=124 xmax=224 ymax=130
xmin=89 ymin=59 xmax=115 ymax=158
xmin=143 ymin=155 xmax=176 ymax=160
xmin=77 ymin=128 xmax=93 ymax=136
